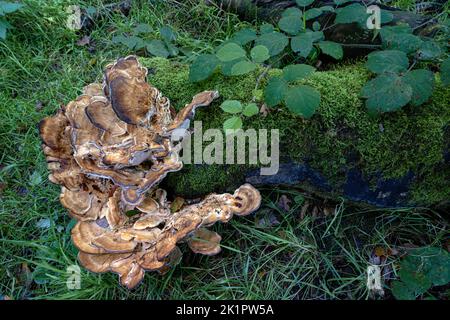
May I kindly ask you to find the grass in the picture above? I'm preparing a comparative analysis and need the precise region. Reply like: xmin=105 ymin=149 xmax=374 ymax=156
xmin=0 ymin=0 xmax=448 ymax=300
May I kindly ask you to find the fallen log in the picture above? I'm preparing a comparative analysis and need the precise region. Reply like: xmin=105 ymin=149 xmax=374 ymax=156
xmin=142 ymin=57 xmax=449 ymax=208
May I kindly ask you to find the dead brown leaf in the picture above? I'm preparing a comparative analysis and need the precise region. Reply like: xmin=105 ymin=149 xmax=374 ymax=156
xmin=170 ymin=196 xmax=185 ymax=213
xmin=277 ymin=195 xmax=291 ymax=212
xmin=76 ymin=35 xmax=91 ymax=46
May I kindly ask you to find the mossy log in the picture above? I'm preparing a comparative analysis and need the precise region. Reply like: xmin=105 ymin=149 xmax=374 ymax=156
xmin=142 ymin=57 xmax=449 ymax=208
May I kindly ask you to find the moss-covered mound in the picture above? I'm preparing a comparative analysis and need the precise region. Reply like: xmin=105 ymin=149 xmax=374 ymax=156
xmin=142 ymin=57 xmax=450 ymax=207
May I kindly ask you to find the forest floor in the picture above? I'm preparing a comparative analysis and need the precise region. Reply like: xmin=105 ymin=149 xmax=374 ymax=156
xmin=0 ymin=0 xmax=448 ymax=300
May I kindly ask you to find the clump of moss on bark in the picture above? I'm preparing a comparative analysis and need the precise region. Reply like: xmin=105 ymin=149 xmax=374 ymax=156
xmin=143 ymin=58 xmax=450 ymax=205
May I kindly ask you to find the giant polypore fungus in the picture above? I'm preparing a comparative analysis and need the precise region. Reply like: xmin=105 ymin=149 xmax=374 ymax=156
xmin=39 ymin=56 xmax=261 ymax=289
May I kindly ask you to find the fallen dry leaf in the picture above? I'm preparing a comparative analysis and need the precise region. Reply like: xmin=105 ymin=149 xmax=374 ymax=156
xmin=170 ymin=196 xmax=185 ymax=213
xmin=76 ymin=35 xmax=91 ymax=46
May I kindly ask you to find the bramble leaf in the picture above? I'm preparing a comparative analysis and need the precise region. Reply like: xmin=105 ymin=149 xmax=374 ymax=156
xmin=361 ymin=74 xmax=412 ymax=112
xmin=365 ymin=50 xmax=409 ymax=74
xmin=223 ymin=116 xmax=243 ymax=131
xmin=264 ymin=77 xmax=288 ymax=107
xmin=220 ymin=100 xmax=243 ymax=114
xmin=189 ymin=54 xmax=220 ymax=82
xmin=282 ymin=64 xmax=316 ymax=82
xmin=255 ymin=32 xmax=289 ymax=56
xmin=403 ymin=69 xmax=434 ymax=106
xmin=317 ymin=41 xmax=343 ymax=60
xmin=284 ymin=85 xmax=321 ymax=118
xmin=216 ymin=42 xmax=247 ymax=62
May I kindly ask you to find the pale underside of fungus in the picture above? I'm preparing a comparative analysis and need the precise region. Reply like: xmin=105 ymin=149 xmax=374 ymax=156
xmin=39 ymin=56 xmax=261 ymax=289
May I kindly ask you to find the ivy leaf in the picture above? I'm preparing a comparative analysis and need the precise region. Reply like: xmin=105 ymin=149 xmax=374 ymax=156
xmin=223 ymin=116 xmax=243 ymax=132
xmin=0 ymin=2 xmax=23 ymax=15
xmin=291 ymin=33 xmax=313 ymax=58
xmin=417 ymin=41 xmax=443 ymax=61
xmin=403 ymin=69 xmax=434 ymax=106
xmin=220 ymin=100 xmax=243 ymax=114
xmin=284 ymin=85 xmax=321 ymax=118
xmin=305 ymin=8 xmax=322 ymax=21
xmin=365 ymin=50 xmax=409 ymax=74
xmin=441 ymin=57 xmax=450 ymax=86
xmin=133 ymin=23 xmax=153 ymax=34
xmin=296 ymin=0 xmax=314 ymax=6
xmin=282 ymin=64 xmax=316 ymax=82
xmin=230 ymin=60 xmax=257 ymax=75
xmin=320 ymin=5 xmax=335 ymax=12
xmin=250 ymin=45 xmax=270 ymax=63
xmin=160 ymin=25 xmax=176 ymax=42
xmin=361 ymin=74 xmax=412 ymax=112
xmin=255 ymin=32 xmax=289 ymax=56
xmin=146 ymin=40 xmax=169 ymax=58
xmin=317 ymin=41 xmax=343 ymax=60
xmin=260 ymin=23 xmax=275 ymax=34
xmin=243 ymin=103 xmax=259 ymax=117
xmin=165 ymin=42 xmax=179 ymax=57
xmin=216 ymin=42 xmax=247 ymax=62
xmin=391 ymin=281 xmax=416 ymax=300
xmin=231 ymin=28 xmax=257 ymax=45
xmin=278 ymin=15 xmax=302 ymax=35
xmin=189 ymin=54 xmax=220 ymax=82
xmin=221 ymin=57 xmax=245 ymax=76
xmin=264 ymin=76 xmax=288 ymax=107
xmin=281 ymin=7 xmax=302 ymax=18
xmin=334 ymin=4 xmax=367 ymax=25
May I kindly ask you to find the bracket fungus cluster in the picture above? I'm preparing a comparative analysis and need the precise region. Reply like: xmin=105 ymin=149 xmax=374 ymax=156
xmin=39 ymin=56 xmax=261 ymax=289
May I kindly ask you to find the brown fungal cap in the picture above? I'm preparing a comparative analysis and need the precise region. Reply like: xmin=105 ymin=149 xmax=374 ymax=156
xmin=39 ymin=55 xmax=261 ymax=289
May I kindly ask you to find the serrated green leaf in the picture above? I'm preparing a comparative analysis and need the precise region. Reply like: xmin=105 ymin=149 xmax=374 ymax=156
xmin=399 ymin=269 xmax=432 ymax=295
xmin=305 ymin=8 xmax=322 ymax=21
xmin=146 ymin=39 xmax=169 ymax=57
xmin=160 ymin=25 xmax=176 ymax=42
xmin=291 ymin=33 xmax=313 ymax=57
xmin=284 ymin=85 xmax=321 ymax=118
xmin=380 ymin=10 xmax=394 ymax=24
xmin=441 ymin=57 xmax=450 ymax=86
xmin=250 ymin=45 xmax=270 ymax=63
xmin=243 ymin=103 xmax=259 ymax=117
xmin=334 ymin=3 xmax=367 ymax=25
xmin=264 ymin=77 xmax=288 ymax=107
xmin=231 ymin=28 xmax=257 ymax=45
xmin=216 ymin=42 xmax=247 ymax=62
xmin=418 ymin=41 xmax=443 ymax=61
xmin=333 ymin=0 xmax=354 ymax=5
xmin=165 ymin=41 xmax=179 ymax=57
xmin=0 ymin=1 xmax=23 ymax=15
xmin=403 ymin=69 xmax=434 ymax=106
xmin=361 ymin=74 xmax=412 ymax=112
xmin=282 ymin=64 xmax=316 ymax=82
xmin=220 ymin=100 xmax=243 ymax=114
xmin=312 ymin=21 xmax=321 ymax=31
xmin=0 ymin=18 xmax=9 ymax=39
xmin=296 ymin=0 xmax=314 ymax=6
xmin=317 ymin=41 xmax=343 ymax=60
xmin=255 ymin=32 xmax=289 ymax=56
xmin=380 ymin=30 xmax=423 ymax=54
xmin=391 ymin=281 xmax=416 ymax=300
xmin=281 ymin=7 xmax=302 ymax=18
xmin=365 ymin=50 xmax=409 ymax=74
xmin=223 ymin=116 xmax=243 ymax=132
xmin=189 ymin=54 xmax=220 ymax=82
xmin=133 ymin=23 xmax=152 ymax=34
xmin=278 ymin=15 xmax=302 ymax=35
xmin=230 ymin=60 xmax=257 ymax=75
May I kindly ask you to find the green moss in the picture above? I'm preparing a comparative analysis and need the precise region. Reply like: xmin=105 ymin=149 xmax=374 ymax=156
xmin=142 ymin=57 xmax=450 ymax=204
